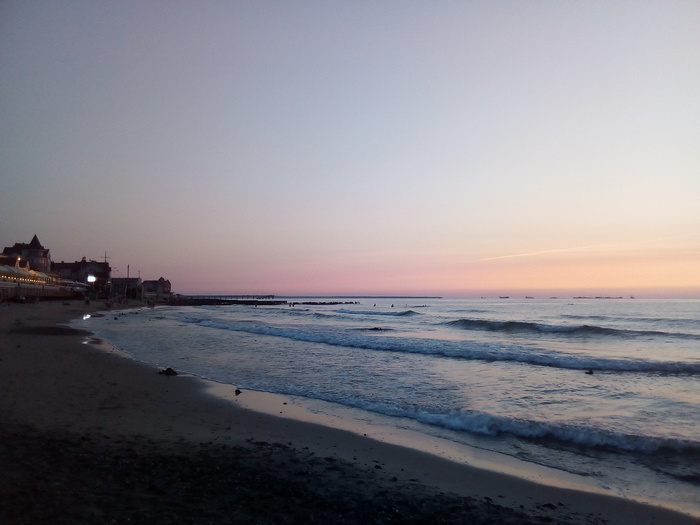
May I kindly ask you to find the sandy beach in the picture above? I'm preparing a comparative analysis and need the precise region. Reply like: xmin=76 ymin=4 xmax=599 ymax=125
xmin=0 ymin=299 xmax=696 ymax=524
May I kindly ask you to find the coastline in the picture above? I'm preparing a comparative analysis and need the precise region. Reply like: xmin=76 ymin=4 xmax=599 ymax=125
xmin=1 ymin=300 xmax=696 ymax=524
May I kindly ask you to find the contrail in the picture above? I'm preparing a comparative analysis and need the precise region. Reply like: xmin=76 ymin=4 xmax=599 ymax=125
xmin=477 ymin=244 xmax=614 ymax=262
xmin=476 ymin=233 xmax=697 ymax=262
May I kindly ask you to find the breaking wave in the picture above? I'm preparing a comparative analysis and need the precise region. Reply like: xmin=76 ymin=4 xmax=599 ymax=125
xmin=335 ymin=309 xmax=421 ymax=317
xmin=388 ymin=407 xmax=700 ymax=455
xmin=175 ymin=313 xmax=700 ymax=374
xmin=445 ymin=318 xmax=700 ymax=340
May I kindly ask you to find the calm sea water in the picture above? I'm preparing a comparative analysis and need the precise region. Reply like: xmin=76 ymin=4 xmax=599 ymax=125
xmin=74 ymin=298 xmax=700 ymax=514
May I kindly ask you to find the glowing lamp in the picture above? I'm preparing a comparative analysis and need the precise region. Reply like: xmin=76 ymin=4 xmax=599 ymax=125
xmin=87 ymin=275 xmax=97 ymax=283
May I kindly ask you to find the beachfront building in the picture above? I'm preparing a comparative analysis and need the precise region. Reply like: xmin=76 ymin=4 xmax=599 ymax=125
xmin=0 ymin=264 xmax=61 ymax=302
xmin=142 ymin=277 xmax=171 ymax=302
xmin=52 ymin=257 xmax=111 ymax=297
xmin=0 ymin=254 xmax=23 ymax=268
xmin=2 ymin=235 xmax=52 ymax=273
xmin=111 ymin=277 xmax=142 ymax=300
xmin=0 ymin=236 xmax=91 ymax=301
xmin=0 ymin=263 xmax=55 ymax=285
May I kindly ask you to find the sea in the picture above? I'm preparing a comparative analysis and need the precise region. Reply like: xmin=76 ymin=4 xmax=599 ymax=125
xmin=72 ymin=297 xmax=700 ymax=515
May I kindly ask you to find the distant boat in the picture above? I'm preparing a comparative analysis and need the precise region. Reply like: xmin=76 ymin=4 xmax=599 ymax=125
xmin=499 ymin=296 xmax=509 ymax=299
xmin=525 ymin=296 xmax=534 ymax=299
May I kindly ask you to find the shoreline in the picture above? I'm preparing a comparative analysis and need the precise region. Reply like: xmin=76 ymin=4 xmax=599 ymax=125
xmin=1 ymin=299 xmax=696 ymax=524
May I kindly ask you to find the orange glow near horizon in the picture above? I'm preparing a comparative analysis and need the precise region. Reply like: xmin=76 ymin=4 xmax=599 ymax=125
xmin=170 ymin=244 xmax=700 ymax=299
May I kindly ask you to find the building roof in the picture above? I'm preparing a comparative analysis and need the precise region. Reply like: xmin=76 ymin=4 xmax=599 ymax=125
xmin=28 ymin=234 xmax=45 ymax=249
xmin=0 ymin=264 xmax=51 ymax=280
xmin=53 ymin=259 xmax=110 ymax=271
xmin=2 ymin=234 xmax=47 ymax=255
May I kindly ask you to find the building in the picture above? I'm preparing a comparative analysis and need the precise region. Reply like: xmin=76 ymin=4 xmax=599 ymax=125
xmin=52 ymin=257 xmax=111 ymax=297
xmin=2 ymin=235 xmax=52 ymax=273
xmin=0 ymin=255 xmax=21 ymax=268
xmin=111 ymin=277 xmax=142 ymax=300
xmin=143 ymin=277 xmax=171 ymax=301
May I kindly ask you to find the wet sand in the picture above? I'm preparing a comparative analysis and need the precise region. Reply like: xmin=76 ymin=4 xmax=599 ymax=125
xmin=0 ymin=299 xmax=696 ymax=524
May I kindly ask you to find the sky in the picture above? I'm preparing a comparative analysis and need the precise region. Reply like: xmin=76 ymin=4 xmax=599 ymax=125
xmin=1 ymin=1 xmax=698 ymax=298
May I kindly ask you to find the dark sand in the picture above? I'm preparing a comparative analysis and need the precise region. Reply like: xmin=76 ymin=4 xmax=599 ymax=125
xmin=1 ymin=300 xmax=696 ymax=524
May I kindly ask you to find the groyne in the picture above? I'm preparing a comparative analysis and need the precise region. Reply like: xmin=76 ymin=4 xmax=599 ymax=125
xmin=170 ymin=295 xmax=285 ymax=306
xmin=169 ymin=295 xmax=362 ymax=307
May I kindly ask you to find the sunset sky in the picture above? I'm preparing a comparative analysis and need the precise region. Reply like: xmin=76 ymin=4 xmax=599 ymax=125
xmin=1 ymin=1 xmax=698 ymax=297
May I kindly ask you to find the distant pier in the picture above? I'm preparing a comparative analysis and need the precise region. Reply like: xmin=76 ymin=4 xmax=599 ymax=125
xmin=169 ymin=295 xmax=365 ymax=307
xmin=171 ymin=295 xmax=285 ymax=306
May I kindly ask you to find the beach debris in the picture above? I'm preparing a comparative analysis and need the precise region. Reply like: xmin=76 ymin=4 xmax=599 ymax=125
xmin=158 ymin=367 xmax=178 ymax=376
xmin=585 ymin=369 xmax=594 ymax=375
xmin=235 ymin=389 xmax=242 ymax=396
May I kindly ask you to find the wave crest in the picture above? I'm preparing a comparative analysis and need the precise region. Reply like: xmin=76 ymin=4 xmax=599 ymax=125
xmin=414 ymin=409 xmax=700 ymax=454
xmin=445 ymin=318 xmax=698 ymax=339
xmin=176 ymin=313 xmax=700 ymax=375
xmin=335 ymin=308 xmax=420 ymax=317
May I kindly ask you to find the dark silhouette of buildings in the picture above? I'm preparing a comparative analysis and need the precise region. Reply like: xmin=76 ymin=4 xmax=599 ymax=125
xmin=53 ymin=257 xmax=111 ymax=296
xmin=143 ymin=277 xmax=171 ymax=301
xmin=2 ymin=234 xmax=173 ymax=301
xmin=111 ymin=277 xmax=143 ymax=300
xmin=2 ymin=235 xmax=51 ymax=273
